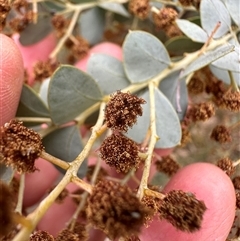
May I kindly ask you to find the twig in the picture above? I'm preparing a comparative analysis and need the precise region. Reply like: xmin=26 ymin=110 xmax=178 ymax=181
xmin=15 ymin=174 xmax=25 ymax=215
xmin=228 ymin=70 xmax=239 ymax=92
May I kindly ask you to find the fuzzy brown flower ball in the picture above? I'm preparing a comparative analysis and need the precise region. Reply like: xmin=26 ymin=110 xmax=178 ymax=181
xmin=188 ymin=76 xmax=205 ymax=95
xmin=210 ymin=125 xmax=232 ymax=144
xmin=216 ymin=157 xmax=235 ymax=176
xmin=0 ymin=0 xmax=11 ymax=30
xmin=221 ymin=90 xmax=240 ymax=112
xmin=155 ymin=156 xmax=180 ymax=176
xmin=0 ymin=181 xmax=15 ymax=237
xmin=0 ymin=119 xmax=44 ymax=173
xmin=105 ymin=91 xmax=146 ymax=132
xmin=159 ymin=190 xmax=207 ymax=232
xmin=189 ymin=102 xmax=215 ymax=122
xmin=236 ymin=191 xmax=240 ymax=209
xmin=232 ymin=176 xmax=240 ymax=190
xmin=129 ymin=0 xmax=150 ymax=20
xmin=87 ymin=180 xmax=151 ymax=239
xmin=99 ymin=133 xmax=142 ymax=173
xmin=30 ymin=230 xmax=54 ymax=241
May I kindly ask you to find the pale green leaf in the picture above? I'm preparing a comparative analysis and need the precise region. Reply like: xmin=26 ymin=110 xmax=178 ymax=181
xmin=0 ymin=164 xmax=14 ymax=184
xmin=42 ymin=125 xmax=87 ymax=178
xmin=176 ymin=19 xmax=208 ymax=43
xmin=87 ymin=54 xmax=130 ymax=95
xmin=98 ymin=2 xmax=130 ymax=17
xmin=123 ymin=31 xmax=171 ymax=83
xmin=48 ymin=65 xmax=103 ymax=125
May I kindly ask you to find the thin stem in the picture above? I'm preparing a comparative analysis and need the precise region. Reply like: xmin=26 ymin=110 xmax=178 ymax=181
xmin=228 ymin=70 xmax=239 ymax=92
xmin=233 ymin=159 xmax=240 ymax=167
xmin=71 ymin=176 xmax=93 ymax=194
xmin=17 ymin=117 xmax=52 ymax=123
xmin=121 ymin=169 xmax=135 ymax=185
xmin=137 ymin=82 xmax=159 ymax=200
xmin=144 ymin=188 xmax=165 ymax=199
xmin=15 ymin=174 xmax=25 ymax=215
xmin=40 ymin=151 xmax=69 ymax=170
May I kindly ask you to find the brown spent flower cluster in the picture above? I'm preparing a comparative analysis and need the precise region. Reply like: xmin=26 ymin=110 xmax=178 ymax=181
xmin=0 ymin=0 xmax=11 ymax=30
xmin=179 ymin=0 xmax=201 ymax=9
xmin=105 ymin=91 xmax=146 ymax=132
xmin=210 ymin=125 xmax=232 ymax=144
xmin=12 ymin=0 xmax=29 ymax=14
xmin=30 ymin=230 xmax=54 ymax=241
xmin=0 ymin=119 xmax=44 ymax=173
xmin=180 ymin=126 xmax=191 ymax=146
xmin=216 ymin=157 xmax=235 ymax=176
xmin=155 ymin=156 xmax=180 ymax=176
xmin=99 ymin=133 xmax=142 ymax=173
xmin=159 ymin=190 xmax=207 ymax=232
xmin=128 ymin=0 xmax=150 ymax=20
xmin=220 ymin=90 xmax=240 ymax=112
xmin=232 ymin=176 xmax=240 ymax=190
xmin=236 ymin=191 xmax=240 ymax=209
xmin=51 ymin=14 xmax=69 ymax=38
xmin=188 ymin=102 xmax=215 ymax=122
xmin=0 ymin=181 xmax=15 ymax=238
xmin=188 ymin=73 xmax=206 ymax=95
xmin=87 ymin=180 xmax=151 ymax=239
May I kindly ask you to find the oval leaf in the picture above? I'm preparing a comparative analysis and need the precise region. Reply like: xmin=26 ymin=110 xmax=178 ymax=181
xmin=87 ymin=54 xmax=130 ymax=95
xmin=42 ymin=125 xmax=87 ymax=178
xmin=176 ymin=19 xmax=208 ymax=43
xmin=127 ymin=88 xmax=182 ymax=148
xmin=16 ymin=84 xmax=50 ymax=118
xmin=181 ymin=44 xmax=234 ymax=78
xmin=98 ymin=2 xmax=130 ymax=17
xmin=0 ymin=164 xmax=14 ymax=184
xmin=225 ymin=0 xmax=240 ymax=27
xmin=200 ymin=0 xmax=231 ymax=39
xmin=123 ymin=31 xmax=171 ymax=83
xmin=48 ymin=65 xmax=103 ymax=125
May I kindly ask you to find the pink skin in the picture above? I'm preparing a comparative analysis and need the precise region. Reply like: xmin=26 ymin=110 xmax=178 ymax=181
xmin=0 ymin=38 xmax=236 ymax=240
xmin=0 ymin=34 xmax=24 ymax=126
xmin=12 ymin=33 xmax=56 ymax=85
xmin=140 ymin=163 xmax=236 ymax=241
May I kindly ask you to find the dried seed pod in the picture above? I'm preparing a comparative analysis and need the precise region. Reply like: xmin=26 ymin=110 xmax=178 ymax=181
xmin=0 ymin=119 xmax=44 ymax=173
xmin=216 ymin=157 xmax=235 ymax=176
xmin=159 ymin=190 xmax=207 ymax=232
xmin=155 ymin=156 xmax=180 ymax=176
xmin=232 ymin=176 xmax=240 ymax=190
xmin=128 ymin=0 xmax=150 ymax=20
xmin=87 ymin=180 xmax=151 ymax=239
xmin=99 ymin=133 xmax=142 ymax=173
xmin=210 ymin=125 xmax=232 ymax=144
xmin=105 ymin=91 xmax=146 ymax=132
xmin=30 ymin=230 xmax=54 ymax=241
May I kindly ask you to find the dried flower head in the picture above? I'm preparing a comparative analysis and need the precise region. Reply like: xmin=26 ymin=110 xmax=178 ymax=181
xmin=51 ymin=14 xmax=68 ymax=37
xmin=221 ymin=90 xmax=240 ymax=112
xmin=178 ymin=0 xmax=194 ymax=6
xmin=99 ymin=133 xmax=142 ymax=173
xmin=180 ymin=126 xmax=191 ymax=146
xmin=236 ymin=191 xmax=240 ymax=209
xmin=159 ymin=190 xmax=207 ymax=232
xmin=9 ymin=17 xmax=29 ymax=32
xmin=70 ymin=36 xmax=89 ymax=60
xmin=232 ymin=176 xmax=240 ymax=190
xmin=188 ymin=102 xmax=215 ymax=122
xmin=153 ymin=7 xmax=178 ymax=30
xmin=210 ymin=125 xmax=232 ymax=144
xmin=33 ymin=60 xmax=57 ymax=82
xmin=0 ymin=181 xmax=15 ymax=237
xmin=105 ymin=91 xmax=146 ymax=132
xmin=0 ymin=0 xmax=11 ymax=30
xmin=216 ymin=157 xmax=235 ymax=176
xmin=30 ymin=230 xmax=54 ymax=241
xmin=0 ymin=119 xmax=44 ymax=173
xmin=87 ymin=180 xmax=151 ymax=239
xmin=165 ymin=24 xmax=182 ymax=38
xmin=188 ymin=75 xmax=205 ymax=95
xmin=155 ymin=156 xmax=180 ymax=176
xmin=128 ymin=0 xmax=150 ymax=20
xmin=12 ymin=0 xmax=28 ymax=14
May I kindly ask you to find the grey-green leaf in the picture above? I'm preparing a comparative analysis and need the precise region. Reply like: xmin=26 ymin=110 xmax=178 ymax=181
xmin=159 ymin=71 xmax=188 ymax=120
xmin=16 ymin=84 xmax=50 ymax=118
xmin=176 ymin=19 xmax=208 ymax=43
xmin=181 ymin=44 xmax=234 ymax=78
xmin=98 ymin=2 xmax=130 ymax=17
xmin=123 ymin=31 xmax=171 ymax=83
xmin=48 ymin=65 xmax=103 ymax=125
xmin=225 ymin=0 xmax=240 ymax=27
xmin=19 ymin=13 xmax=52 ymax=46
xmin=78 ymin=7 xmax=105 ymax=45
xmin=87 ymin=54 xmax=130 ymax=95
xmin=200 ymin=0 xmax=231 ymax=39
xmin=0 ymin=164 xmax=14 ymax=184
xmin=42 ymin=125 xmax=87 ymax=178
xmin=127 ymin=88 xmax=182 ymax=148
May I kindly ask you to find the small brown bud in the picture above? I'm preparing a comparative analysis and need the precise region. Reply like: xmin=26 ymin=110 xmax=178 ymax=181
xmin=216 ymin=157 xmax=235 ymax=176
xmin=128 ymin=0 xmax=150 ymax=20
xmin=180 ymin=126 xmax=191 ymax=146
xmin=0 ymin=0 xmax=11 ymax=30
xmin=99 ymin=133 xmax=142 ymax=173
xmin=87 ymin=180 xmax=151 ymax=239
xmin=0 ymin=119 xmax=44 ymax=173
xmin=124 ymin=235 xmax=141 ymax=241
xmin=159 ymin=190 xmax=207 ymax=232
xmin=232 ymin=176 xmax=240 ymax=190
xmin=12 ymin=0 xmax=28 ymax=14
xmin=210 ymin=125 xmax=232 ymax=144
xmin=153 ymin=7 xmax=178 ymax=30
xmin=30 ymin=230 xmax=54 ymax=241
xmin=155 ymin=156 xmax=180 ymax=176
xmin=9 ymin=17 xmax=29 ymax=32
xmin=188 ymin=75 xmax=205 ymax=95
xmin=221 ymin=90 xmax=240 ymax=112
xmin=105 ymin=91 xmax=146 ymax=132
xmin=189 ymin=102 xmax=215 ymax=122
xmin=165 ymin=24 xmax=182 ymax=38
xmin=70 ymin=36 xmax=89 ymax=60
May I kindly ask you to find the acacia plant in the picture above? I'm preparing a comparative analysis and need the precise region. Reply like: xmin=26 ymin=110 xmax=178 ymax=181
xmin=0 ymin=0 xmax=240 ymax=240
